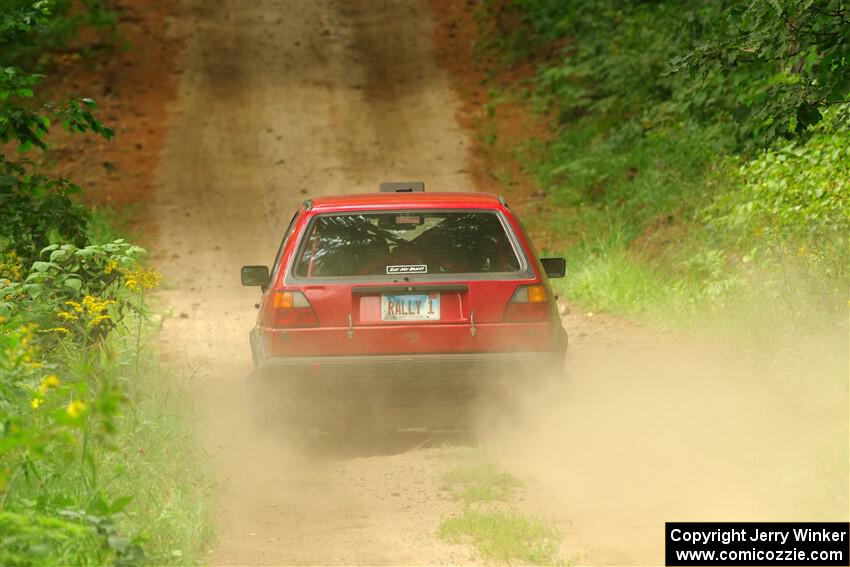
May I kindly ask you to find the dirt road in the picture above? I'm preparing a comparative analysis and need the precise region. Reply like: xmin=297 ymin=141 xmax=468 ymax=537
xmin=153 ymin=1 xmax=478 ymax=564
xmin=150 ymin=1 xmax=848 ymax=565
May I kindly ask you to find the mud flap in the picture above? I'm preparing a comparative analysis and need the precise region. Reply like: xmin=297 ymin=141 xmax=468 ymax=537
xmin=249 ymin=328 xmax=265 ymax=369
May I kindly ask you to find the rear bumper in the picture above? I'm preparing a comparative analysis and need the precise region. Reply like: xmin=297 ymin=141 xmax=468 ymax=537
xmin=257 ymin=351 xmax=563 ymax=379
xmin=253 ymin=351 xmax=564 ymax=404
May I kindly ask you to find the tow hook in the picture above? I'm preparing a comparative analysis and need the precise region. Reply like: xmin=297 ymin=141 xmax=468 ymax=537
xmin=347 ymin=314 xmax=354 ymax=339
xmin=470 ymin=310 xmax=477 ymax=337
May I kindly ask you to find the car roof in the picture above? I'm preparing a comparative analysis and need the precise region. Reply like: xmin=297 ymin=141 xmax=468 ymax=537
xmin=308 ymin=191 xmax=506 ymax=212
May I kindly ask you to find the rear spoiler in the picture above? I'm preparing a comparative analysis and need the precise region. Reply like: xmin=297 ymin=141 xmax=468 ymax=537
xmin=379 ymin=181 xmax=424 ymax=193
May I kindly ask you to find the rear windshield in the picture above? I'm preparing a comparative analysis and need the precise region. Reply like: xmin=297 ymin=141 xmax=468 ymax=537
xmin=294 ymin=211 xmax=522 ymax=277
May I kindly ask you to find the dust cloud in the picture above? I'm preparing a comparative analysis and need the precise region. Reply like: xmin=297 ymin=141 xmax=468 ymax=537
xmin=477 ymin=307 xmax=849 ymax=565
xmin=194 ymin=365 xmax=483 ymax=565
xmin=193 ymin=303 xmax=847 ymax=565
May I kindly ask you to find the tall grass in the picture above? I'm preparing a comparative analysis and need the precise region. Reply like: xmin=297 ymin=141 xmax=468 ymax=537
xmin=538 ymin=108 xmax=849 ymax=334
xmin=0 ymin=211 xmax=212 ymax=566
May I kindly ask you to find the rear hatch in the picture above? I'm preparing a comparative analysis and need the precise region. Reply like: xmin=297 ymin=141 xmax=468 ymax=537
xmin=267 ymin=209 xmax=557 ymax=356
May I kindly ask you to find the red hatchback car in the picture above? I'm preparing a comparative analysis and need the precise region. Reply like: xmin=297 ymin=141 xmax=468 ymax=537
xmin=241 ymin=183 xmax=566 ymax=429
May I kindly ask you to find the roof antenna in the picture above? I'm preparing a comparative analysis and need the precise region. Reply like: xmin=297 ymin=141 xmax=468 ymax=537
xmin=379 ymin=182 xmax=425 ymax=193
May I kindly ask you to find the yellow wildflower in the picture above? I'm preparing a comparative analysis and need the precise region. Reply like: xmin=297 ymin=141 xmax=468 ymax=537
xmin=65 ymin=300 xmax=83 ymax=313
xmin=30 ymin=398 xmax=43 ymax=410
xmin=124 ymin=267 xmax=161 ymax=292
xmin=56 ymin=296 xmax=115 ymax=331
xmin=104 ymin=260 xmax=119 ymax=274
xmin=38 ymin=374 xmax=61 ymax=395
xmin=87 ymin=296 xmax=113 ymax=311
xmin=144 ymin=270 xmax=162 ymax=289
xmin=46 ymin=327 xmax=70 ymax=334
xmin=66 ymin=400 xmax=87 ymax=418
xmin=87 ymin=314 xmax=111 ymax=328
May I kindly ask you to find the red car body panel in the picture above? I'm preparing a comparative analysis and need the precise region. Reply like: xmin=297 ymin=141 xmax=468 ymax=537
xmin=248 ymin=191 xmax=566 ymax=378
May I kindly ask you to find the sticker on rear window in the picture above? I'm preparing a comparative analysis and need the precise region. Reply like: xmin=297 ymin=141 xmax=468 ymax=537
xmin=386 ymin=264 xmax=428 ymax=275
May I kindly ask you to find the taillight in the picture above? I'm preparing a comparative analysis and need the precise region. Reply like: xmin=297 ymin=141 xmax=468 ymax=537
xmin=503 ymin=284 xmax=551 ymax=322
xmin=261 ymin=290 xmax=318 ymax=328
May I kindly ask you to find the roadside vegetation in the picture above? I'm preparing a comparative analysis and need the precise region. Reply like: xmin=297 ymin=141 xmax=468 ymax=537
xmin=440 ymin=461 xmax=523 ymax=504
xmin=440 ymin=508 xmax=561 ymax=566
xmin=436 ymin=449 xmax=563 ymax=565
xmin=476 ymin=0 xmax=849 ymax=340
xmin=1 ymin=2 xmax=210 ymax=564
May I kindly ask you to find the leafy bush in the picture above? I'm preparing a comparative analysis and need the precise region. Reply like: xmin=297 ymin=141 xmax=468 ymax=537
xmin=1 ymin=235 xmax=210 ymax=565
xmin=705 ymin=104 xmax=850 ymax=277
xmin=0 ymin=0 xmax=116 ymax=69
xmin=2 ymin=2 xmax=115 ymax=268
xmin=505 ymin=0 xmax=849 ymax=145
xmin=4 ymin=240 xmax=148 ymax=334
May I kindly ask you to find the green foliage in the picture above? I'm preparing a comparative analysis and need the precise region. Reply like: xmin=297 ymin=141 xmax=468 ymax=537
xmin=0 ymin=0 xmax=116 ymax=69
xmin=0 ymin=317 xmax=144 ymax=565
xmin=0 ymin=160 xmax=90 ymax=266
xmin=669 ymin=0 xmax=850 ymax=140
xmin=0 ymin=511 xmax=111 ymax=566
xmin=536 ymin=119 xmax=723 ymax=244
xmin=505 ymin=0 xmax=850 ymax=146
xmin=1 ymin=233 xmax=210 ymax=564
xmin=106 ymin=358 xmax=213 ymax=564
xmin=543 ymin=109 xmax=849 ymax=317
xmin=0 ymin=3 xmax=210 ymax=563
xmin=705 ymin=105 xmax=850 ymax=275
xmin=440 ymin=462 xmax=523 ymax=504
xmin=1 ymin=2 xmax=115 ymax=270
xmin=0 ymin=84 xmax=114 ymax=265
xmin=556 ymin=249 xmax=666 ymax=315
xmin=439 ymin=508 xmax=562 ymax=565
xmin=1 ymin=240 xmax=151 ymax=350
xmin=9 ymin=240 xmax=146 ymax=332
xmin=435 ymin=451 xmax=564 ymax=564
xmin=475 ymin=0 xmax=849 ymax=322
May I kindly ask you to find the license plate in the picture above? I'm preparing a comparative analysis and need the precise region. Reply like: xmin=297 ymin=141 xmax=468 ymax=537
xmin=381 ymin=293 xmax=440 ymax=321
